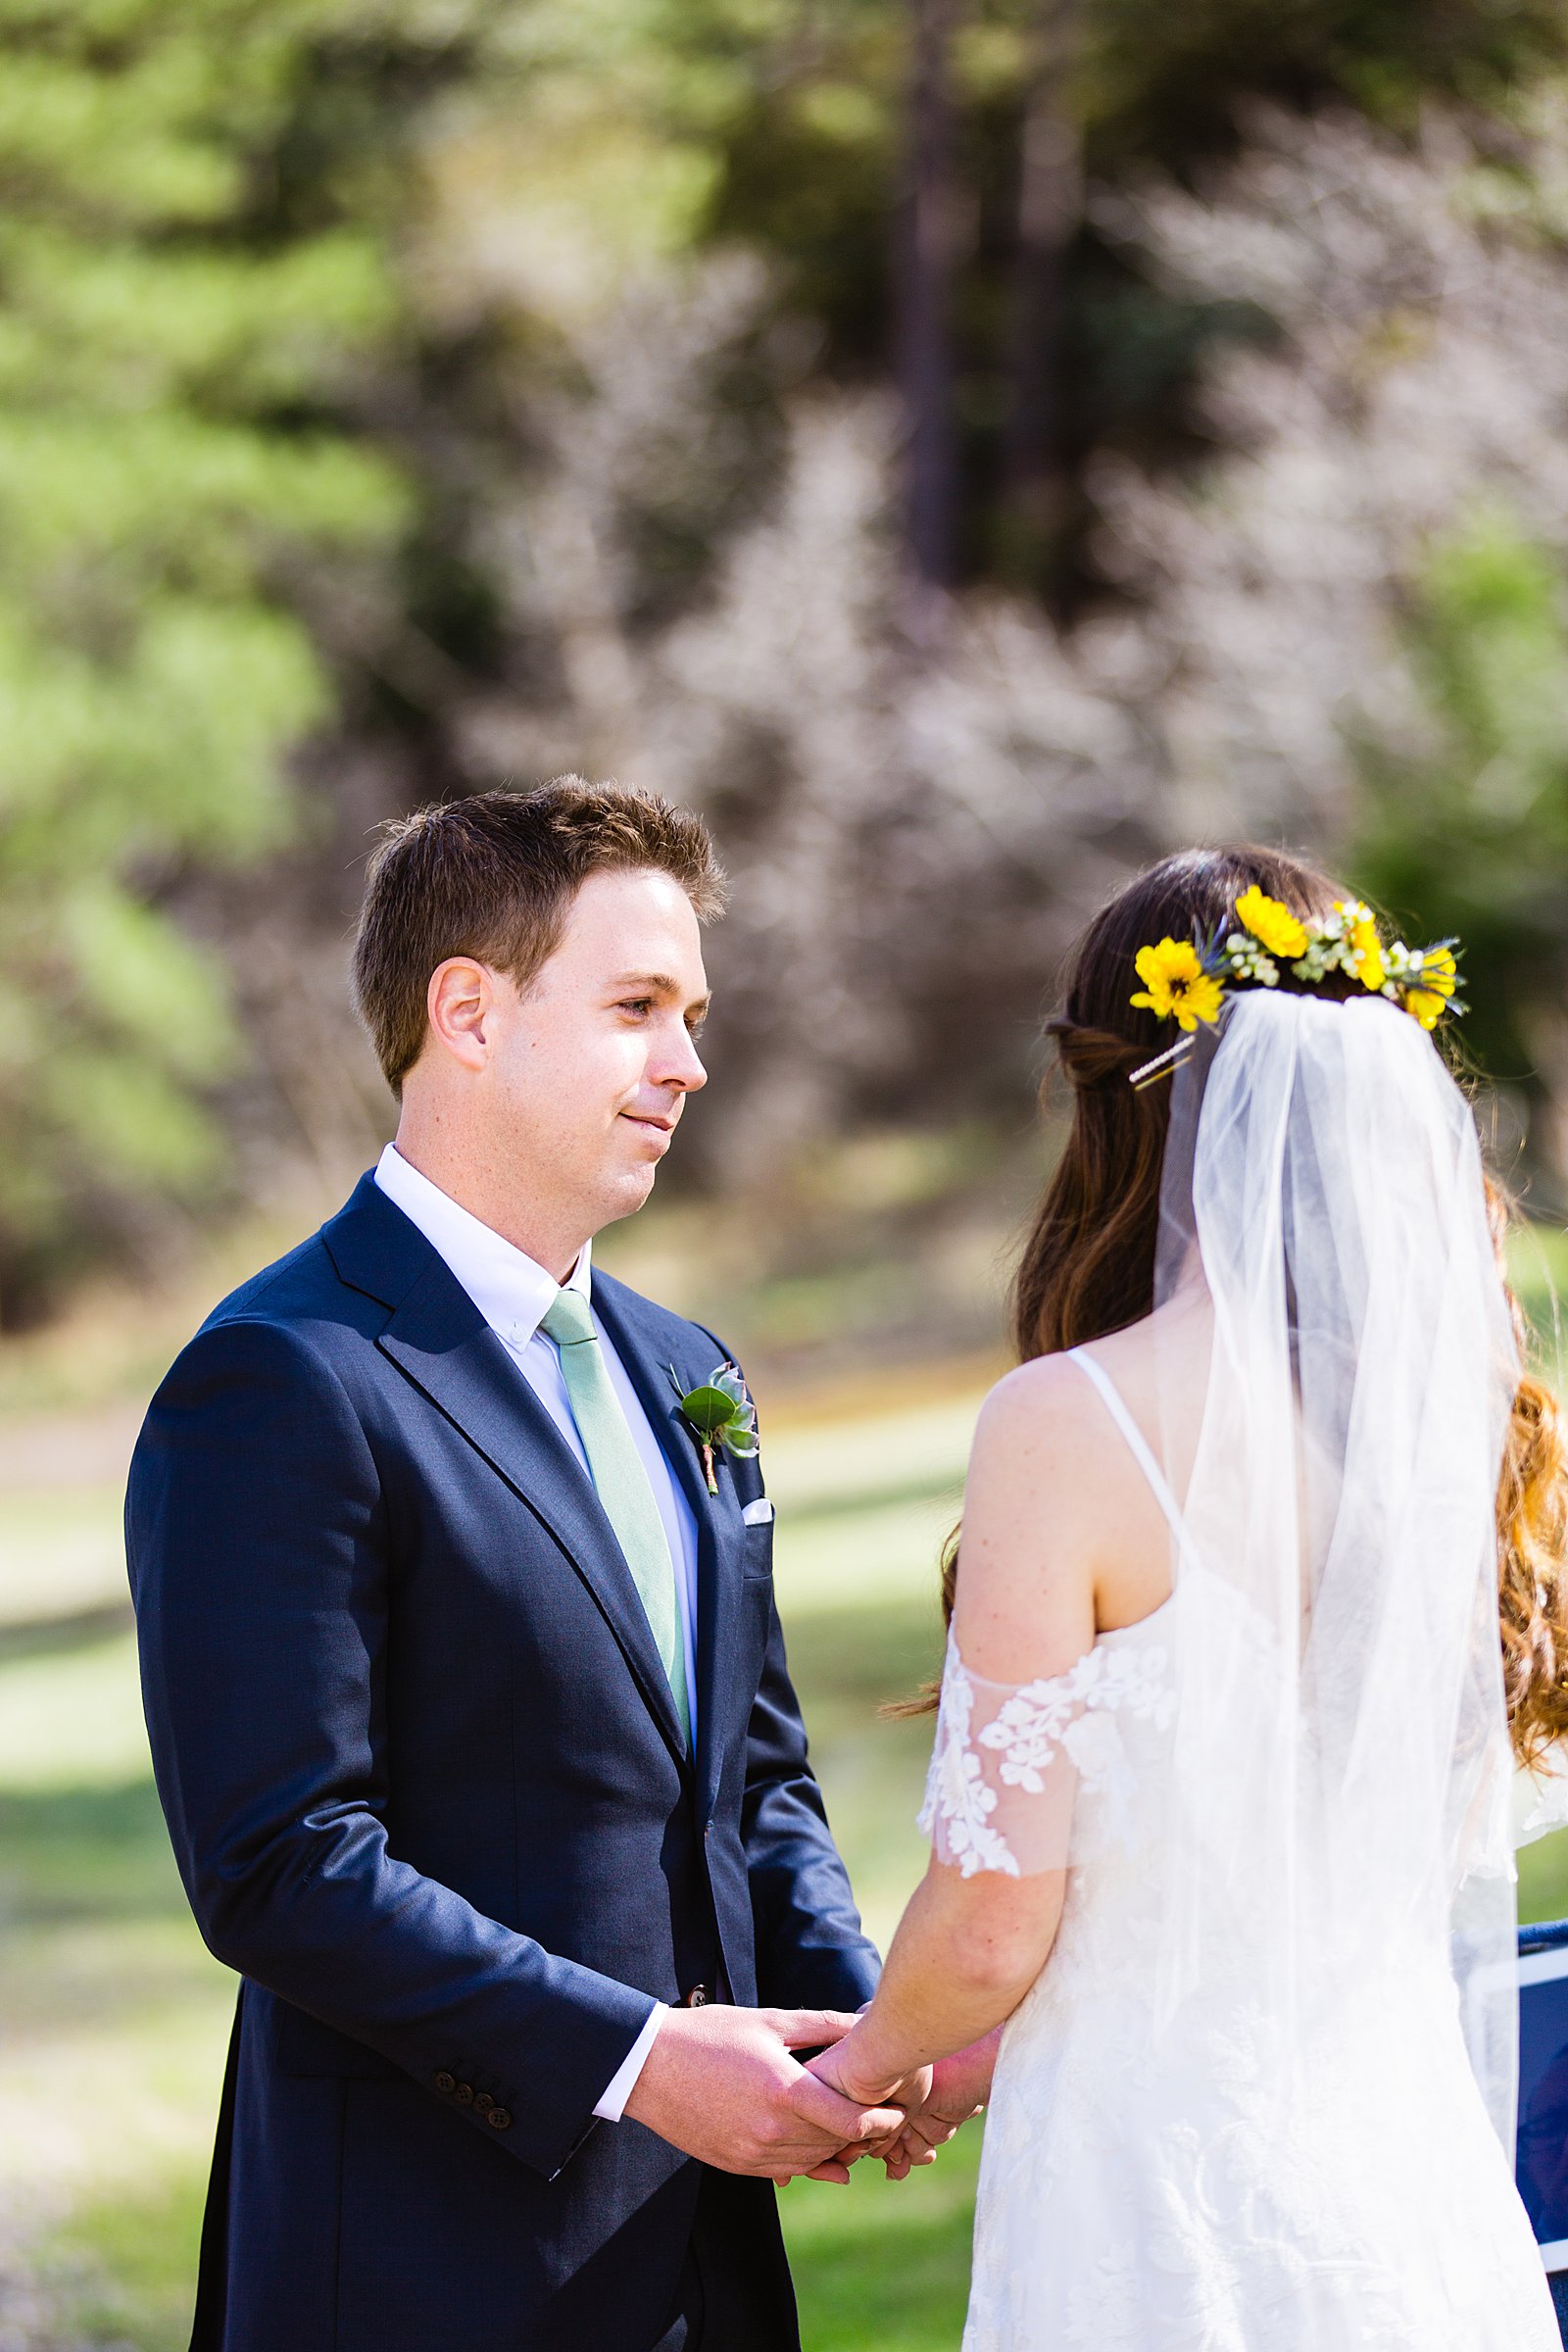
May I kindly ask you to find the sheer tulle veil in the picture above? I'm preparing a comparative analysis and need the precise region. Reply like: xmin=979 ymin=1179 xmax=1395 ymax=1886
xmin=1148 ymin=988 xmax=1521 ymax=2144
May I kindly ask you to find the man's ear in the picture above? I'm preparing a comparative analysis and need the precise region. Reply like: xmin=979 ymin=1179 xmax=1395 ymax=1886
xmin=426 ymin=956 xmax=497 ymax=1072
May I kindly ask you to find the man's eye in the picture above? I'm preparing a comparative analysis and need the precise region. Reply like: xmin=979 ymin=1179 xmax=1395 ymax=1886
xmin=618 ymin=999 xmax=654 ymax=1017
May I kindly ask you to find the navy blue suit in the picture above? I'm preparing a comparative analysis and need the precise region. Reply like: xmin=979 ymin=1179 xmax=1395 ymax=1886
xmin=126 ymin=1174 xmax=879 ymax=2352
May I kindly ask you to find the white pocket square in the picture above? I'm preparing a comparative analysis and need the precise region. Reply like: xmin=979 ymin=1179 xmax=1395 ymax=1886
xmin=742 ymin=1497 xmax=774 ymax=1526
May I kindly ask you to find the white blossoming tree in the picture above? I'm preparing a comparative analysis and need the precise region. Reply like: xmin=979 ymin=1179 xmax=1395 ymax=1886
xmin=1089 ymin=101 xmax=1568 ymax=1170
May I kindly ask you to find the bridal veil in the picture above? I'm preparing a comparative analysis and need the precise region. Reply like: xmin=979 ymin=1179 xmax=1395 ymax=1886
xmin=924 ymin=986 xmax=1523 ymax=2144
xmin=1152 ymin=988 xmax=1520 ymax=2145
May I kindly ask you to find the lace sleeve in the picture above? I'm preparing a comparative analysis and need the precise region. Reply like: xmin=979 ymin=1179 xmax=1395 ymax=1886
xmin=917 ymin=1633 xmax=1174 ymax=1879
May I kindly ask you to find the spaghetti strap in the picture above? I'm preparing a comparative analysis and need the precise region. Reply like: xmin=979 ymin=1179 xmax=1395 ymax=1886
xmin=1066 ymin=1347 xmax=1190 ymax=1555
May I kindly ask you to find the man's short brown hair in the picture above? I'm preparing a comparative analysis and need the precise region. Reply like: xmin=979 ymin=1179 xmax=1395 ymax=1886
xmin=352 ymin=778 xmax=726 ymax=1095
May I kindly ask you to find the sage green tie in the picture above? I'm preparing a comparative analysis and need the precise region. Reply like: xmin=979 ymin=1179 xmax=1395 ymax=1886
xmin=540 ymin=1289 xmax=690 ymax=1747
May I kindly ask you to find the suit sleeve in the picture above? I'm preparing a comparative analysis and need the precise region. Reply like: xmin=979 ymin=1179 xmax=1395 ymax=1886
xmin=741 ymin=1593 xmax=881 ymax=2011
xmin=685 ymin=1322 xmax=880 ymax=2013
xmin=125 ymin=1316 xmax=653 ymax=2181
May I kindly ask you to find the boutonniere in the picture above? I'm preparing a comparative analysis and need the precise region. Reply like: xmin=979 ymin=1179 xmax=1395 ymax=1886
xmin=666 ymin=1361 xmax=759 ymax=1496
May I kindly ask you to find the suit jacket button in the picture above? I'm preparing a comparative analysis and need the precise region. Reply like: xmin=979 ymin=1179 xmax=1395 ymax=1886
xmin=455 ymin=2082 xmax=474 ymax=2104
xmin=473 ymin=2092 xmax=493 ymax=2114
xmin=435 ymin=2073 xmax=456 ymax=2095
xmin=487 ymin=2106 xmax=512 ymax=2131
xmin=683 ymin=1984 xmax=710 ymax=2008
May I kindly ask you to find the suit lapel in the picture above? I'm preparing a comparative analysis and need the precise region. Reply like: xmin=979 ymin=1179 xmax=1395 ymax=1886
xmin=327 ymin=1180 xmax=689 ymax=1768
xmin=589 ymin=1276 xmax=746 ymax=1816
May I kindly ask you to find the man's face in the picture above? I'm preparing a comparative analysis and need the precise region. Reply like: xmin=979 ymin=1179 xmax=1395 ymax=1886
xmin=479 ymin=867 xmax=710 ymax=1236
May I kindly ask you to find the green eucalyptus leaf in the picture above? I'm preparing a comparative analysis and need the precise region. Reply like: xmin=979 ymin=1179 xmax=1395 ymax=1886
xmin=680 ymin=1383 xmax=736 ymax=1434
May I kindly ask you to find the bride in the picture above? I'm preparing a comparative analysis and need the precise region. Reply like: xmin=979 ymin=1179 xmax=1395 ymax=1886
xmin=812 ymin=846 xmax=1567 ymax=2347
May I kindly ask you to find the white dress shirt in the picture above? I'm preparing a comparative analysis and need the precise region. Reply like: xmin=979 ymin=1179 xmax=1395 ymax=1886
xmin=373 ymin=1143 xmax=688 ymax=2121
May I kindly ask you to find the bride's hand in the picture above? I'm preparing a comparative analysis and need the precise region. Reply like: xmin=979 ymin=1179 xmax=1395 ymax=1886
xmin=887 ymin=2029 xmax=1001 ymax=2173
xmin=807 ymin=2025 xmax=909 ymax=2109
xmin=821 ymin=2027 xmax=1000 ymax=2180
xmin=807 ymin=2030 xmax=933 ymax=2178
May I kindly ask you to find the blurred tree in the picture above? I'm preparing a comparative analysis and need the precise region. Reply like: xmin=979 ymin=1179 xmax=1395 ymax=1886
xmin=1082 ymin=101 xmax=1568 ymax=1178
xmin=1355 ymin=512 xmax=1568 ymax=1180
xmin=10 ymin=0 xmax=1568 ymax=1315
xmin=1000 ymin=0 xmax=1085 ymax=562
xmin=368 ymin=0 xmax=1568 ymax=685
xmin=690 ymin=0 xmax=1568 ymax=602
xmin=0 ymin=0 xmax=460 ymax=1320
xmin=896 ymin=0 xmax=962 ymax=606
xmin=306 ymin=10 xmax=1568 ymax=1194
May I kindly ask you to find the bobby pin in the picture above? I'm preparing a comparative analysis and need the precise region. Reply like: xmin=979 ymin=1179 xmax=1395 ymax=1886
xmin=1129 ymin=1035 xmax=1196 ymax=1091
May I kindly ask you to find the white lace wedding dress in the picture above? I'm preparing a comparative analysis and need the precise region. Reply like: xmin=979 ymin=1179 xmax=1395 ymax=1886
xmin=921 ymin=1349 xmax=1560 ymax=2352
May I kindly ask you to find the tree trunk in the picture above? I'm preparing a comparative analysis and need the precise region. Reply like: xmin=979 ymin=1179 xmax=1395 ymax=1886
xmin=896 ymin=0 xmax=962 ymax=612
xmin=1003 ymin=0 xmax=1083 ymax=555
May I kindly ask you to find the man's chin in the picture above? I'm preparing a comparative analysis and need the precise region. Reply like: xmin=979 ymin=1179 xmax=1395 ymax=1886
xmin=595 ymin=1164 xmax=660 ymax=1229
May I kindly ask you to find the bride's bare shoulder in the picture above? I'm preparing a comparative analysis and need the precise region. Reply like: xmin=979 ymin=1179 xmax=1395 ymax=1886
xmin=970 ymin=1351 xmax=1113 ymax=1482
xmin=970 ymin=1312 xmax=1179 ymax=1493
xmin=956 ymin=1356 xmax=1109 ymax=1649
xmin=982 ymin=1349 xmax=1095 ymax=1422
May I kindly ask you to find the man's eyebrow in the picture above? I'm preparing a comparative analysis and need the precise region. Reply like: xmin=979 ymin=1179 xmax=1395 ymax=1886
xmin=610 ymin=970 xmax=711 ymax=1013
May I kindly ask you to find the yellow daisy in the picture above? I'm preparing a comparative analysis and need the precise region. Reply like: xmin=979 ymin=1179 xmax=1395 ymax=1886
xmin=1131 ymin=939 xmax=1226 ymax=1032
xmin=1336 ymin=901 xmax=1387 ymax=994
xmin=1234 ymin=885 xmax=1307 ymax=960
xmin=1405 ymin=946 xmax=1457 ymax=1031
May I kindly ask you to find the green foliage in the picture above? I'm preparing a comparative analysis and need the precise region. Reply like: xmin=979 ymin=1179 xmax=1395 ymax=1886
xmin=0 ymin=0 xmax=416 ymax=1316
xmin=1353 ymin=509 xmax=1568 ymax=1136
xmin=8 ymin=0 xmax=1568 ymax=1305
xmin=1082 ymin=0 xmax=1568 ymax=153
xmin=408 ymin=0 xmax=1568 ymax=609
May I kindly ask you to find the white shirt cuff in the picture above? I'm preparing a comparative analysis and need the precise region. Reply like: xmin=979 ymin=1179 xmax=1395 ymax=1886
xmin=594 ymin=2000 xmax=667 ymax=2122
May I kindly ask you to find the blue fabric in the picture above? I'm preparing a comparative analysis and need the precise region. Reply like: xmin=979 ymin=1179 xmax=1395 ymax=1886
xmin=1550 ymin=2269 xmax=1568 ymax=2345
xmin=126 ymin=1173 xmax=879 ymax=2352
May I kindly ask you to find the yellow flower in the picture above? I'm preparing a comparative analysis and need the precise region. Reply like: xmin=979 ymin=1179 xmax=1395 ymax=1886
xmin=1338 ymin=901 xmax=1386 ymax=994
xmin=1234 ymin=885 xmax=1307 ymax=960
xmin=1130 ymin=938 xmax=1226 ymax=1032
xmin=1404 ymin=946 xmax=1457 ymax=1031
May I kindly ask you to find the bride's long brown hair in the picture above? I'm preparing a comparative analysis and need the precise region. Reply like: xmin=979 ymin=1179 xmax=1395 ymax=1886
xmin=921 ymin=846 xmax=1568 ymax=1765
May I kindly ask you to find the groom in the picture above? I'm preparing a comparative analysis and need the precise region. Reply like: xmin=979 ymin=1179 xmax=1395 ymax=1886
xmin=126 ymin=781 xmax=908 ymax=2352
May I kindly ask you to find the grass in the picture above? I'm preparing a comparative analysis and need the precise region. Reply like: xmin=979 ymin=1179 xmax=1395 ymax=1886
xmin=0 ymin=1372 xmax=983 ymax=2351
xmin=32 ymin=2171 xmax=212 ymax=2352
xmin=0 ymin=1610 xmax=235 ymax=2350
xmin=784 ymin=2130 xmax=983 ymax=2352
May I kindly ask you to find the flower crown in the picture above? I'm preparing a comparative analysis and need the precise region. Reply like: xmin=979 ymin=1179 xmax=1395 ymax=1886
xmin=1127 ymin=889 xmax=1465 ymax=1090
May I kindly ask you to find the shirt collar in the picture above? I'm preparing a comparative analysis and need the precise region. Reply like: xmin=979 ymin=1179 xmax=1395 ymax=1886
xmin=373 ymin=1143 xmax=592 ymax=1348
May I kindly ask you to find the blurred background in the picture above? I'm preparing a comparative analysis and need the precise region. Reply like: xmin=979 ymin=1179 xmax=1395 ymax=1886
xmin=7 ymin=0 xmax=1568 ymax=2341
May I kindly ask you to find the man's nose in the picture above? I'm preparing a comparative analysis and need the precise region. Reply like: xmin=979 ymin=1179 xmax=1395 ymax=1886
xmin=661 ymin=1026 xmax=708 ymax=1094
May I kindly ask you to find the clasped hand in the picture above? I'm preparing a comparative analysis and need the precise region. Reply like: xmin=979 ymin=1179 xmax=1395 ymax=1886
xmin=806 ymin=2022 xmax=996 ymax=2182
xmin=620 ymin=2005 xmax=993 ymax=2186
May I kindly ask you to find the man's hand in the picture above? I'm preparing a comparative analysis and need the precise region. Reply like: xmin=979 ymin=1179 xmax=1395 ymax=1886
xmin=620 ymin=2006 xmax=906 ymax=2182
